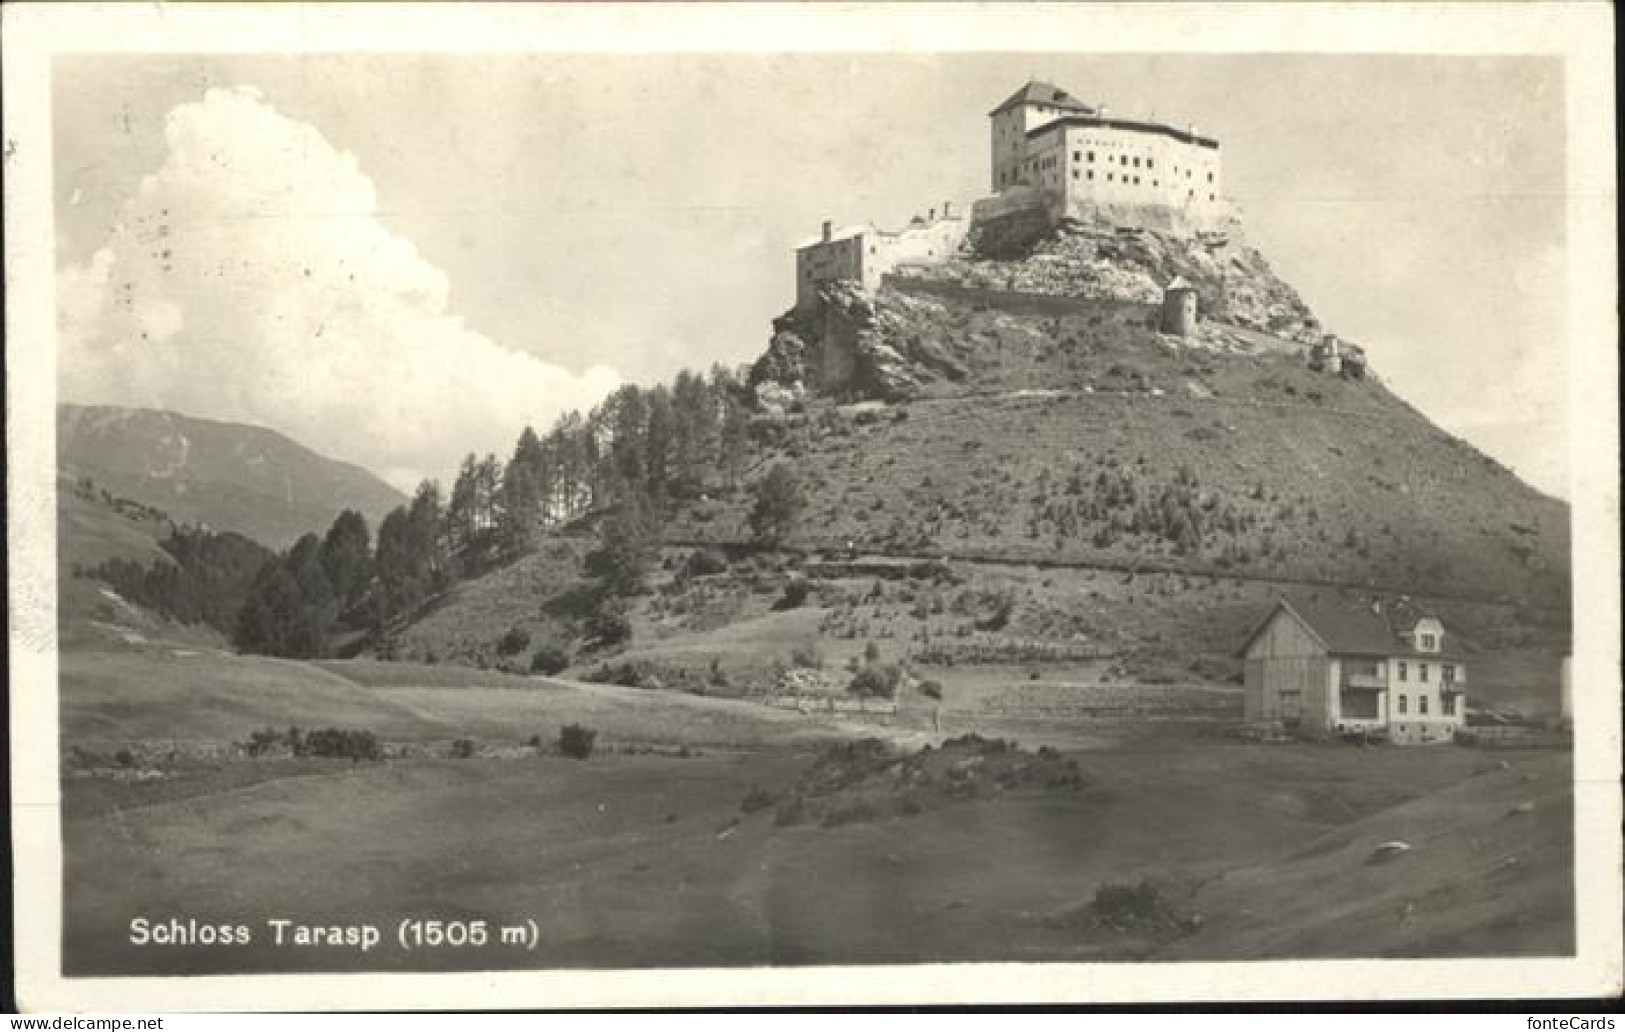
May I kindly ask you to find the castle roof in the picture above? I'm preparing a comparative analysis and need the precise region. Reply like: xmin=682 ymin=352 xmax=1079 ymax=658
xmin=1028 ymin=114 xmax=1219 ymax=149
xmin=989 ymin=80 xmax=1096 ymax=117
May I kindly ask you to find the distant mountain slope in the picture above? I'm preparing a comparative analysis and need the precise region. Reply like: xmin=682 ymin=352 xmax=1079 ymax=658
xmin=59 ymin=404 xmax=405 ymax=549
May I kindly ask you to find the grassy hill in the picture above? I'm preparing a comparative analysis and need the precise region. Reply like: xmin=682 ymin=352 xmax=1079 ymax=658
xmin=62 ymin=729 xmax=1570 ymax=972
xmin=377 ymin=256 xmax=1570 ymax=716
xmin=59 ymin=404 xmax=405 ymax=549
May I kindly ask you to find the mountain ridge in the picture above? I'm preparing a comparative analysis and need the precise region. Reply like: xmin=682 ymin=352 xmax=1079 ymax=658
xmin=58 ymin=403 xmax=405 ymax=550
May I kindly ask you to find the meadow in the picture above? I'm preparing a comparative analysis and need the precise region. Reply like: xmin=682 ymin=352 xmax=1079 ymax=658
xmin=60 ymin=646 xmax=1573 ymax=974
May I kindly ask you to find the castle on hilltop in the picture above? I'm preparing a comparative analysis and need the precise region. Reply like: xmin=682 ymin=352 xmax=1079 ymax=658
xmin=988 ymin=81 xmax=1227 ymax=225
xmin=795 ymin=80 xmax=1231 ymax=309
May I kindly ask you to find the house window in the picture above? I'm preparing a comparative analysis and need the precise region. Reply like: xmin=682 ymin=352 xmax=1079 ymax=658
xmin=1398 ymin=694 xmax=1408 ymax=715
xmin=1072 ymin=169 xmax=1079 ymax=180
xmin=1088 ymin=151 xmax=1095 ymax=162
xmin=1133 ymin=176 xmax=1141 ymax=185
xmin=1420 ymin=633 xmax=1436 ymax=650
xmin=1087 ymin=170 xmax=1094 ymax=181
xmin=1133 ymin=156 xmax=1141 ymax=167
xmin=1443 ymin=664 xmax=1456 ymax=682
xmin=1208 ymin=171 xmax=1214 ymax=182
xmin=1443 ymin=694 xmax=1457 ymax=716
xmin=1074 ymin=151 xmax=1080 ymax=161
xmin=1419 ymin=663 xmax=1429 ymax=683
xmin=1397 ymin=661 xmax=1408 ymax=682
xmin=1108 ymin=173 xmax=1114 ymax=182
xmin=1419 ymin=695 xmax=1429 ymax=715
xmin=1148 ymin=158 xmax=1155 ymax=169
xmin=1153 ymin=180 xmax=1159 ymax=187
xmin=1209 ymin=193 xmax=1215 ymax=201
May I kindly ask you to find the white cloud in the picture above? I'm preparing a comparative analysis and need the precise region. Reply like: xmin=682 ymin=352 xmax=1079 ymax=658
xmin=57 ymin=86 xmax=620 ymax=492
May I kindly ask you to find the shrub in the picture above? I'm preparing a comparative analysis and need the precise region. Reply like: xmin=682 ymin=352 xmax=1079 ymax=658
xmin=850 ymin=662 xmax=903 ymax=698
xmin=559 ymin=723 xmax=598 ymax=760
xmin=683 ymin=548 xmax=729 ymax=578
xmin=775 ymin=579 xmax=811 ymax=610
xmin=450 ymin=738 xmax=478 ymax=759
xmin=114 ymin=747 xmax=139 ymax=768
xmin=740 ymin=784 xmax=780 ymax=814
xmin=918 ymin=679 xmax=944 ymax=700
xmin=529 ymin=644 xmax=570 ymax=675
xmin=496 ymin=626 xmax=531 ymax=656
xmin=789 ymin=642 xmax=825 ymax=669
xmin=1092 ymin=878 xmax=1167 ymax=926
xmin=585 ymin=600 xmax=632 ymax=647
xmin=301 ymin=727 xmax=383 ymax=762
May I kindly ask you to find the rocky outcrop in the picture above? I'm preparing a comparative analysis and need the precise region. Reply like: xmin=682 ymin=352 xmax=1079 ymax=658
xmin=751 ymin=281 xmax=970 ymax=401
xmin=753 ymin=220 xmax=1328 ymax=405
xmin=909 ymin=222 xmax=1322 ymax=344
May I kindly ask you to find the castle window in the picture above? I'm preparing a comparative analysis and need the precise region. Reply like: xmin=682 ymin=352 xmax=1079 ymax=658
xmin=1398 ymin=661 xmax=1408 ymax=682
xmin=1187 ymin=169 xmax=1192 ymax=178
xmin=1153 ymin=180 xmax=1159 ymax=187
xmin=1398 ymin=694 xmax=1408 ymax=715
xmin=1072 ymin=169 xmax=1079 ymax=180
xmin=1088 ymin=150 xmax=1095 ymax=162
xmin=1443 ymin=694 xmax=1457 ymax=716
xmin=1148 ymin=158 xmax=1155 ymax=169
xmin=1134 ymin=176 xmax=1140 ymax=185
xmin=1108 ymin=173 xmax=1114 ymax=182
xmin=1087 ymin=170 xmax=1094 ymax=181
xmin=1073 ymin=150 xmax=1080 ymax=162
xmin=1133 ymin=156 xmax=1141 ymax=167
xmin=1419 ymin=695 xmax=1429 ymax=715
xmin=1208 ymin=171 xmax=1214 ymax=182
xmin=1209 ymin=193 xmax=1215 ymax=201
xmin=1419 ymin=664 xmax=1429 ymax=683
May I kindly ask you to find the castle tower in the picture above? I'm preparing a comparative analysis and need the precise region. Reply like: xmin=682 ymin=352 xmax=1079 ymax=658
xmin=988 ymin=81 xmax=1095 ymax=192
xmin=1160 ymin=278 xmax=1199 ymax=337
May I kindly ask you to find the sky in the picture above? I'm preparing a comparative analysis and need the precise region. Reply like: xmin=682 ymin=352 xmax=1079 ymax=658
xmin=53 ymin=53 xmax=1569 ymax=497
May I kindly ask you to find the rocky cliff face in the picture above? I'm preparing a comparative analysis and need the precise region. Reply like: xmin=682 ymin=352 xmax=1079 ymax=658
xmin=752 ymin=220 xmax=1326 ymax=405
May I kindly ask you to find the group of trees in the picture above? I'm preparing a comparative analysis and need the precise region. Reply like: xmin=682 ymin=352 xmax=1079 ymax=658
xmin=87 ymin=526 xmax=275 ymax=634
xmin=234 ymin=513 xmax=378 ymax=658
xmin=459 ymin=365 xmax=755 ymax=560
xmin=227 ymin=361 xmax=800 ymax=659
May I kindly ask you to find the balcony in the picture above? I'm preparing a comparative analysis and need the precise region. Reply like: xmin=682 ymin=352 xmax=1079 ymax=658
xmin=1342 ymin=672 xmax=1388 ymax=690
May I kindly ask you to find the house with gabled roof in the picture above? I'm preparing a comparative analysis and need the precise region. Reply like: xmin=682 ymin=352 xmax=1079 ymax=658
xmin=1238 ymin=595 xmax=1468 ymax=743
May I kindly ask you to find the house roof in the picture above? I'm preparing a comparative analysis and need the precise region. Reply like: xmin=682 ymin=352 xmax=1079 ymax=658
xmin=989 ymin=81 xmax=1096 ymax=117
xmin=1238 ymin=595 xmax=1468 ymax=661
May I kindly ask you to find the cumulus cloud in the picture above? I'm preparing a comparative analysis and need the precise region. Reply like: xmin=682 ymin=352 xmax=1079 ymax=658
xmin=58 ymin=86 xmax=620 ymax=491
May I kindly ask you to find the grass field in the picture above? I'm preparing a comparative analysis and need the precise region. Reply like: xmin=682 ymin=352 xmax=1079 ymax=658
xmin=61 ymin=730 xmax=1571 ymax=973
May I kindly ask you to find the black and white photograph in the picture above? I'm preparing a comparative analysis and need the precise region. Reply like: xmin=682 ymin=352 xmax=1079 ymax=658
xmin=5 ymin=1 xmax=1619 ymax=1011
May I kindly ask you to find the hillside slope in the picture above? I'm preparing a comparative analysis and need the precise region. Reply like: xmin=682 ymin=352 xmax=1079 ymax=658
xmin=387 ymin=222 xmax=1570 ymax=708
xmin=59 ymin=404 xmax=405 ymax=549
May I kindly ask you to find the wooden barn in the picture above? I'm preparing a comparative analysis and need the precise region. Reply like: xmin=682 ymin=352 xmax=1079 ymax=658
xmin=1239 ymin=597 xmax=1467 ymax=743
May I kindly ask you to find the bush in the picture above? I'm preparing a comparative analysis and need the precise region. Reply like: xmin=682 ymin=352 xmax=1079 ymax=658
xmin=301 ymin=727 xmax=383 ymax=762
xmin=683 ymin=548 xmax=729 ymax=578
xmin=775 ymin=578 xmax=811 ymax=610
xmin=585 ymin=600 xmax=632 ymax=647
xmin=559 ymin=723 xmax=598 ymax=760
xmin=789 ymin=642 xmax=825 ymax=669
xmin=529 ymin=644 xmax=570 ymax=675
xmin=918 ymin=679 xmax=944 ymax=700
xmin=114 ymin=747 xmax=139 ymax=768
xmin=1093 ymin=878 xmax=1165 ymax=925
xmin=850 ymin=662 xmax=903 ymax=698
xmin=496 ymin=626 xmax=531 ymax=656
xmin=450 ymin=738 xmax=478 ymax=759
xmin=740 ymin=784 xmax=780 ymax=814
